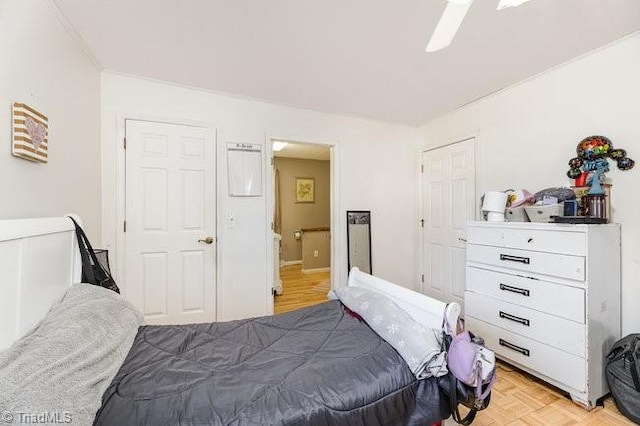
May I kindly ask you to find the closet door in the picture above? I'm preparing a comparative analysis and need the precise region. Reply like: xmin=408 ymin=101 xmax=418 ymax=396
xmin=420 ymin=138 xmax=475 ymax=311
xmin=125 ymin=120 xmax=217 ymax=325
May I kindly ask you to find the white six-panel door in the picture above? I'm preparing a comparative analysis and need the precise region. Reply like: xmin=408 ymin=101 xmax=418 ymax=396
xmin=125 ymin=120 xmax=216 ymax=325
xmin=421 ymin=138 xmax=475 ymax=311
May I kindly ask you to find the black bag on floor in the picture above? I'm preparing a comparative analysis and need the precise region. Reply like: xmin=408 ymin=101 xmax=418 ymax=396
xmin=605 ymin=333 xmax=640 ymax=424
xmin=438 ymin=373 xmax=492 ymax=426
xmin=69 ymin=217 xmax=120 ymax=294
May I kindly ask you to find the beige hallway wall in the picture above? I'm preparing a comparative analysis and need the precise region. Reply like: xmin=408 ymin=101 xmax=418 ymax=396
xmin=302 ymin=230 xmax=330 ymax=270
xmin=274 ymin=157 xmax=330 ymax=262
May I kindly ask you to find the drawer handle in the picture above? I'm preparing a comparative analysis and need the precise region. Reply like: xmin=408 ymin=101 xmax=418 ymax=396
xmin=499 ymin=311 xmax=530 ymax=326
xmin=499 ymin=338 xmax=530 ymax=357
xmin=499 ymin=283 xmax=530 ymax=297
xmin=500 ymin=254 xmax=530 ymax=264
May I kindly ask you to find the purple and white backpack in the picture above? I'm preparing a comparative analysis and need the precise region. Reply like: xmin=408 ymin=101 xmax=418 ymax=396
xmin=441 ymin=319 xmax=496 ymax=425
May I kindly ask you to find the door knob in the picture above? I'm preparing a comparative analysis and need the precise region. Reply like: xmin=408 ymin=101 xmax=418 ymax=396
xmin=198 ymin=237 xmax=215 ymax=244
xmin=458 ymin=238 xmax=467 ymax=242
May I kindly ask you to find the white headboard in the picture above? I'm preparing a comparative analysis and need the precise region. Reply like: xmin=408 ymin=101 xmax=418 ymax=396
xmin=347 ymin=267 xmax=461 ymax=334
xmin=0 ymin=215 xmax=82 ymax=351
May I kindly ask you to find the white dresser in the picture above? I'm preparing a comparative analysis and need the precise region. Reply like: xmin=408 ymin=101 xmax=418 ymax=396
xmin=464 ymin=221 xmax=620 ymax=409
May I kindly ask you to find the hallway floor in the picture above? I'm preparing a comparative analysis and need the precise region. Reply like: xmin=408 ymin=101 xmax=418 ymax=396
xmin=274 ymin=264 xmax=331 ymax=314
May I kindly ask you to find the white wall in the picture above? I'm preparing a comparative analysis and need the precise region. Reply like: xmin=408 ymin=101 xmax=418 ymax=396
xmin=101 ymin=72 xmax=422 ymax=320
xmin=421 ymin=33 xmax=640 ymax=335
xmin=0 ymin=0 xmax=101 ymax=238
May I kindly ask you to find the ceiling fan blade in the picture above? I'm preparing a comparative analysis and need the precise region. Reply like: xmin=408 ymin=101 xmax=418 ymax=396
xmin=426 ymin=0 xmax=474 ymax=53
xmin=497 ymin=0 xmax=532 ymax=10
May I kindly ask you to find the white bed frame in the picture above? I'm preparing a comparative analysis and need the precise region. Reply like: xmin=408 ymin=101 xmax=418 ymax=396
xmin=0 ymin=215 xmax=460 ymax=352
xmin=0 ymin=215 xmax=82 ymax=352
xmin=347 ymin=267 xmax=461 ymax=334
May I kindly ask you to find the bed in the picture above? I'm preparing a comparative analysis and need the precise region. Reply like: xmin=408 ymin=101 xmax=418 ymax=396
xmin=0 ymin=216 xmax=461 ymax=426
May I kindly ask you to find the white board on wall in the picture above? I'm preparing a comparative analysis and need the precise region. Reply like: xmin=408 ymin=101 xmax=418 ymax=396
xmin=227 ymin=143 xmax=262 ymax=196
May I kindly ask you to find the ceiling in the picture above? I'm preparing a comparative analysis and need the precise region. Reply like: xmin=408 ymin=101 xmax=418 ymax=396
xmin=54 ymin=0 xmax=640 ymax=125
xmin=274 ymin=142 xmax=330 ymax=161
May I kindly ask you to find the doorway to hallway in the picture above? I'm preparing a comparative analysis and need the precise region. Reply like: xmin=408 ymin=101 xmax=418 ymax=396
xmin=270 ymin=140 xmax=333 ymax=314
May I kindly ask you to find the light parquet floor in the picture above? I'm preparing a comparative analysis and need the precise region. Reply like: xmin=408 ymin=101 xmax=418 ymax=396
xmin=272 ymin=268 xmax=633 ymax=425
xmin=273 ymin=264 xmax=331 ymax=315
xmin=464 ymin=361 xmax=633 ymax=426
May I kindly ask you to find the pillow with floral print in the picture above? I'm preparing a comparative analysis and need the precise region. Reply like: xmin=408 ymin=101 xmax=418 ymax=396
xmin=333 ymin=286 xmax=447 ymax=379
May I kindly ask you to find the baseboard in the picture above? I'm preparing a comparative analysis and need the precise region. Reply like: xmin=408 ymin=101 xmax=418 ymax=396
xmin=301 ymin=267 xmax=331 ymax=274
xmin=281 ymin=260 xmax=302 ymax=266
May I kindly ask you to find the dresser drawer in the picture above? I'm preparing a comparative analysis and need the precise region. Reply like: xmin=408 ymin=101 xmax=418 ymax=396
xmin=465 ymin=292 xmax=585 ymax=357
xmin=467 ymin=244 xmax=585 ymax=281
xmin=467 ymin=226 xmax=504 ymax=247
xmin=466 ymin=267 xmax=585 ymax=323
xmin=466 ymin=317 xmax=586 ymax=392
xmin=468 ymin=225 xmax=586 ymax=256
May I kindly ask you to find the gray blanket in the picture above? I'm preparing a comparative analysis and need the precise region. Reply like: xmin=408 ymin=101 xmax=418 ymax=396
xmin=0 ymin=284 xmax=142 ymax=426
xmin=94 ymin=301 xmax=448 ymax=426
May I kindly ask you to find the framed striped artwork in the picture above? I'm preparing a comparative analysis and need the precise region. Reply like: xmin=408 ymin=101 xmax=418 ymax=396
xmin=12 ymin=102 xmax=48 ymax=163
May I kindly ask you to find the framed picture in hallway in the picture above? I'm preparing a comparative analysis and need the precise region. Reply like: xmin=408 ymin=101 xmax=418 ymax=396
xmin=295 ymin=177 xmax=315 ymax=203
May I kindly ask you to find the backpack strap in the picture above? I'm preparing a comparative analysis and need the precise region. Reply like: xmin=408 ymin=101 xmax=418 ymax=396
xmin=69 ymin=217 xmax=111 ymax=285
xmin=69 ymin=217 xmax=96 ymax=284
xmin=476 ymin=365 xmax=497 ymax=400
xmin=449 ymin=375 xmax=477 ymax=426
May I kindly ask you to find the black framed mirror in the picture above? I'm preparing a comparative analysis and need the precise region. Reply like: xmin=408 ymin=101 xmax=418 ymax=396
xmin=346 ymin=210 xmax=372 ymax=274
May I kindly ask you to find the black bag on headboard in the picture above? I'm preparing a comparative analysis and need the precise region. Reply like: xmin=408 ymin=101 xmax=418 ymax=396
xmin=69 ymin=217 xmax=120 ymax=294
